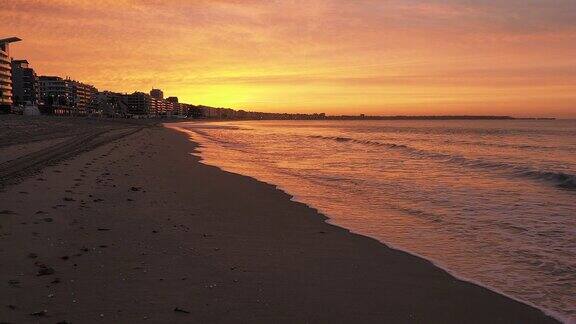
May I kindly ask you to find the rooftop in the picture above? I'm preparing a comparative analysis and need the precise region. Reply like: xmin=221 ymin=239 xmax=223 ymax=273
xmin=0 ymin=37 xmax=22 ymax=44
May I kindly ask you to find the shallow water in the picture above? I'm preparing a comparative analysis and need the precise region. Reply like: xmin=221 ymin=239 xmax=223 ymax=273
xmin=172 ymin=119 xmax=576 ymax=322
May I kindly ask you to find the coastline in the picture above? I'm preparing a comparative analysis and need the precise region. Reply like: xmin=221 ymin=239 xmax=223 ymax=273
xmin=170 ymin=122 xmax=570 ymax=323
xmin=0 ymin=118 xmax=559 ymax=323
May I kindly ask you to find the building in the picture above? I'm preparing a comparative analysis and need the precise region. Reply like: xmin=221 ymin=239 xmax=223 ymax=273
xmin=0 ymin=37 xmax=22 ymax=113
xmin=39 ymin=76 xmax=73 ymax=114
xmin=95 ymin=91 xmax=130 ymax=117
xmin=122 ymin=89 xmax=191 ymax=118
xmin=125 ymin=92 xmax=152 ymax=116
xmin=11 ymin=59 xmax=40 ymax=106
xmin=166 ymin=96 xmax=181 ymax=116
xmin=71 ymin=80 xmax=98 ymax=114
xmin=39 ymin=76 xmax=98 ymax=115
xmin=181 ymin=103 xmax=196 ymax=117
xmin=150 ymin=88 xmax=163 ymax=100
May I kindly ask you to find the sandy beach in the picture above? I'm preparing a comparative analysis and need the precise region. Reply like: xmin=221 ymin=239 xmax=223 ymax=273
xmin=0 ymin=116 xmax=558 ymax=323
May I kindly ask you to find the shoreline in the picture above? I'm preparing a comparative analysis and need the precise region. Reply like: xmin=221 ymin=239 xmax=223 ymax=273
xmin=0 ymin=117 xmax=560 ymax=323
xmin=170 ymin=123 xmax=568 ymax=323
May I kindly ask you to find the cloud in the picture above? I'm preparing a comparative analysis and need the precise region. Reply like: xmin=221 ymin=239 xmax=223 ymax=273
xmin=3 ymin=0 xmax=575 ymax=116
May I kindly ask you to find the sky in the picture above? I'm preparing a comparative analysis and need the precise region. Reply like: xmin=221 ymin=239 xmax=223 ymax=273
xmin=3 ymin=0 xmax=576 ymax=117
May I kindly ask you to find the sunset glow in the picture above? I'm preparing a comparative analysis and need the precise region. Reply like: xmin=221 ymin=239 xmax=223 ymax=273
xmin=4 ymin=0 xmax=576 ymax=117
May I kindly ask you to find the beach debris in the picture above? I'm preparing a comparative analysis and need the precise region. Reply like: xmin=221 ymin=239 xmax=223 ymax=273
xmin=130 ymin=186 xmax=141 ymax=192
xmin=35 ymin=210 xmax=46 ymax=214
xmin=63 ymin=197 xmax=75 ymax=202
xmin=43 ymin=217 xmax=54 ymax=223
xmin=61 ymin=256 xmax=69 ymax=260
xmin=37 ymin=266 xmax=55 ymax=276
xmin=97 ymin=228 xmax=111 ymax=231
xmin=93 ymin=198 xmax=104 ymax=203
xmin=27 ymin=253 xmax=38 ymax=259
xmin=30 ymin=309 xmax=48 ymax=317
xmin=7 ymin=304 xmax=16 ymax=310
xmin=0 ymin=210 xmax=16 ymax=215
xmin=173 ymin=307 xmax=190 ymax=314
xmin=8 ymin=279 xmax=20 ymax=287
xmin=51 ymin=278 xmax=61 ymax=284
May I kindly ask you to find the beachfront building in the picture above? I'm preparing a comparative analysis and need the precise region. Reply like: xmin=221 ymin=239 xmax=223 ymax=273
xmin=125 ymin=91 xmax=152 ymax=116
xmin=122 ymin=89 xmax=194 ymax=118
xmin=39 ymin=76 xmax=73 ymax=114
xmin=39 ymin=76 xmax=98 ymax=115
xmin=151 ymin=97 xmax=168 ymax=116
xmin=0 ymin=37 xmax=22 ymax=113
xmin=11 ymin=59 xmax=40 ymax=107
xmin=71 ymin=80 xmax=98 ymax=115
xmin=95 ymin=91 xmax=130 ymax=117
xmin=125 ymin=89 xmax=187 ymax=117
xmin=183 ymin=103 xmax=199 ymax=118
xmin=166 ymin=96 xmax=184 ymax=116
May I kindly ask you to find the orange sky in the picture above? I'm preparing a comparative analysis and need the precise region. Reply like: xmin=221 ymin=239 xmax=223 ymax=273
xmin=3 ymin=0 xmax=576 ymax=117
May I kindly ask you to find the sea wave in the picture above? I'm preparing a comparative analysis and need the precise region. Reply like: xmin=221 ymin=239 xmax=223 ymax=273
xmin=309 ymin=135 xmax=576 ymax=190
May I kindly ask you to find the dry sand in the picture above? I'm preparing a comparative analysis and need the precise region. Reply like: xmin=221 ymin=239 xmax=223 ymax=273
xmin=0 ymin=116 xmax=558 ymax=323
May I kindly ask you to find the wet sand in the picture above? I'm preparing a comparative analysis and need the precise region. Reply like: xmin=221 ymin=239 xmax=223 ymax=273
xmin=0 ymin=117 xmax=558 ymax=323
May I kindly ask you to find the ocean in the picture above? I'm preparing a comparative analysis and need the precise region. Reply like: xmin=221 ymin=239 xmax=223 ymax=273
xmin=172 ymin=119 xmax=576 ymax=322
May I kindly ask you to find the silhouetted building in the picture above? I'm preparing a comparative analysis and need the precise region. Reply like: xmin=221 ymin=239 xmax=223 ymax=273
xmin=125 ymin=92 xmax=152 ymax=116
xmin=39 ymin=76 xmax=97 ymax=115
xmin=39 ymin=76 xmax=72 ymax=114
xmin=151 ymin=97 xmax=167 ymax=115
xmin=71 ymin=80 xmax=98 ymax=114
xmin=11 ymin=59 xmax=40 ymax=106
xmin=96 ymin=91 xmax=130 ymax=117
xmin=150 ymin=88 xmax=163 ymax=100
xmin=0 ymin=37 xmax=21 ymax=112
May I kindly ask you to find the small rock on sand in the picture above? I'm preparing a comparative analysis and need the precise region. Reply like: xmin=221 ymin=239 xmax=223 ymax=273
xmin=37 ymin=267 xmax=55 ymax=276
xmin=30 ymin=310 xmax=48 ymax=317
xmin=174 ymin=307 xmax=190 ymax=314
